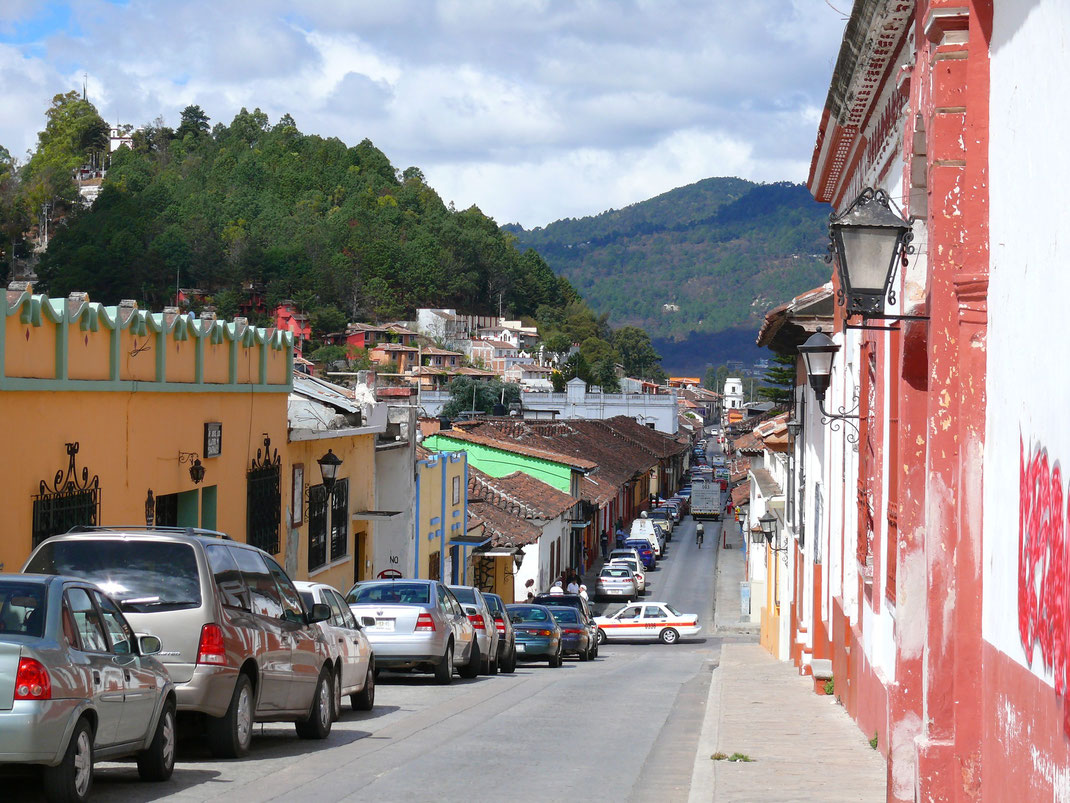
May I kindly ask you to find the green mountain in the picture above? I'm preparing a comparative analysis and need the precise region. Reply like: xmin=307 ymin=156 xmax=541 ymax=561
xmin=504 ymin=178 xmax=833 ymax=374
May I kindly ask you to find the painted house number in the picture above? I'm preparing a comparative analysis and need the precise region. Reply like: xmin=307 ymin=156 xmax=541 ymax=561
xmin=204 ymin=422 xmax=223 ymax=458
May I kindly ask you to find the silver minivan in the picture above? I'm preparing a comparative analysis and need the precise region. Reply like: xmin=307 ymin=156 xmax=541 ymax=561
xmin=23 ymin=528 xmax=335 ymax=758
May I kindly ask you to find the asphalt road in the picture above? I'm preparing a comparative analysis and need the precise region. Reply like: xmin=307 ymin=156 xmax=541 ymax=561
xmin=14 ymin=455 xmax=729 ymax=802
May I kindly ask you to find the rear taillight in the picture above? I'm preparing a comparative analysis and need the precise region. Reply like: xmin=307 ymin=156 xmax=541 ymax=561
xmin=494 ymin=617 xmax=505 ymax=630
xmin=197 ymin=623 xmax=226 ymax=665
xmin=14 ymin=657 xmax=51 ymax=700
xmin=415 ymin=612 xmax=436 ymax=632
xmin=536 ymin=629 xmax=554 ymax=637
xmin=562 ymin=628 xmax=583 ymax=634
xmin=469 ymin=615 xmax=486 ymax=630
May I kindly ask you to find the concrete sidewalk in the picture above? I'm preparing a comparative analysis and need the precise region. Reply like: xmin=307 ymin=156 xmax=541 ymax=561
xmin=713 ymin=517 xmax=757 ymax=635
xmin=688 ymin=517 xmax=887 ymax=801
xmin=688 ymin=642 xmax=887 ymax=801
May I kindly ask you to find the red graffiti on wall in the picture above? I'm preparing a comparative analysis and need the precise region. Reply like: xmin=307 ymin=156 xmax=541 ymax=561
xmin=1019 ymin=437 xmax=1070 ymax=735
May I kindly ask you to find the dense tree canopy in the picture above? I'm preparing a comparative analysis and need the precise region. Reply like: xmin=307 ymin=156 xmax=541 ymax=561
xmin=37 ymin=106 xmax=577 ymax=319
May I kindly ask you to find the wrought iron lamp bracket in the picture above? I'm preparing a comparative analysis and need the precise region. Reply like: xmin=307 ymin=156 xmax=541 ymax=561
xmin=817 ymin=387 xmax=861 ymax=444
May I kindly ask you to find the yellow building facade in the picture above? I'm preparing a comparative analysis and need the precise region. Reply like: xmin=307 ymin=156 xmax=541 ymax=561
xmin=0 ymin=285 xmax=380 ymax=590
xmin=414 ymin=450 xmax=475 ymax=583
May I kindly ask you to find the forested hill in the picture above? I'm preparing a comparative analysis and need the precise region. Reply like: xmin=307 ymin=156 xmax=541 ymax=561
xmin=504 ymin=178 xmax=833 ymax=372
xmin=38 ymin=107 xmax=575 ymax=324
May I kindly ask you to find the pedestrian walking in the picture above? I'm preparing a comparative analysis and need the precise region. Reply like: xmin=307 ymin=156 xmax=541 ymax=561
xmin=600 ymin=530 xmax=609 ymax=559
xmin=579 ymin=584 xmax=589 ymax=602
xmin=615 ymin=527 xmax=626 ymax=549
xmin=567 ymin=577 xmax=580 ymax=594
xmin=549 ymin=580 xmax=564 ymax=596
xmin=523 ymin=578 xmax=535 ymax=602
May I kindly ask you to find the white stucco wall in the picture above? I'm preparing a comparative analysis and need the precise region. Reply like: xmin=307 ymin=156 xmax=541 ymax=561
xmin=373 ymin=444 xmax=416 ymax=580
xmin=983 ymin=1 xmax=1070 ymax=686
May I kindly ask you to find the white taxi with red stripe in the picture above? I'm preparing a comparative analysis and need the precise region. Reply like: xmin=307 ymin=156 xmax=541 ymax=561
xmin=594 ymin=602 xmax=700 ymax=645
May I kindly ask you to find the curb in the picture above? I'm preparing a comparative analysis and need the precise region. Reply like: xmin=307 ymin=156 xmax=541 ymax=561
xmin=688 ymin=643 xmax=723 ymax=802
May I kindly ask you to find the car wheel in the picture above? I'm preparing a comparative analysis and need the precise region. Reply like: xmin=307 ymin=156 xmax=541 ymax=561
xmin=434 ymin=642 xmax=454 ymax=685
xmin=207 ymin=673 xmax=254 ymax=759
xmin=459 ymin=641 xmax=480 ymax=679
xmin=501 ymin=646 xmax=517 ymax=674
xmin=597 ymin=628 xmax=607 ymax=645
xmin=43 ymin=716 xmax=93 ymax=803
xmin=333 ymin=666 xmax=343 ymax=721
xmin=136 ymin=700 xmax=176 ymax=782
xmin=660 ymin=627 xmax=680 ymax=645
xmin=295 ymin=669 xmax=333 ymax=740
xmin=550 ymin=648 xmax=563 ymax=668
xmin=578 ymin=644 xmax=590 ymax=661
xmin=488 ymin=652 xmax=499 ymax=675
xmin=352 ymin=661 xmax=375 ymax=711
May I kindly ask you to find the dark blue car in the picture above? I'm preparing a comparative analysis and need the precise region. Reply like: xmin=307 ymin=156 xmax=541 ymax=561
xmin=624 ymin=539 xmax=656 ymax=570
xmin=505 ymin=604 xmax=562 ymax=667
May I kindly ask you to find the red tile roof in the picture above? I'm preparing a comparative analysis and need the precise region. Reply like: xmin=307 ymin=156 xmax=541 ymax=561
xmin=468 ymin=470 xmax=575 ymax=520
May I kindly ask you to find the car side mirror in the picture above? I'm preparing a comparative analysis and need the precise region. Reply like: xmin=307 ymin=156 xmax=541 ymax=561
xmin=361 ymin=616 xmax=376 ymax=629
xmin=137 ymin=634 xmax=162 ymax=656
xmin=307 ymin=603 xmax=332 ymax=624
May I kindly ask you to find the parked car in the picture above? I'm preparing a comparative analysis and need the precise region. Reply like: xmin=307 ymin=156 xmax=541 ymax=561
xmin=448 ymin=585 xmax=501 ymax=675
xmin=607 ymin=557 xmax=646 ymax=593
xmin=648 ymin=508 xmax=674 ymax=537
xmin=346 ymin=579 xmax=477 ymax=684
xmin=23 ymin=527 xmax=335 ymax=759
xmin=622 ymin=539 xmax=657 ymax=570
xmin=504 ymin=604 xmax=562 ymax=666
xmin=609 ymin=547 xmax=644 ymax=568
xmin=481 ymin=592 xmax=517 ymax=673
xmin=629 ymin=518 xmax=663 ymax=557
xmin=531 ymin=593 xmax=598 ymax=659
xmin=295 ymin=581 xmax=375 ymax=717
xmin=546 ymin=605 xmax=595 ymax=661
xmin=0 ymin=573 xmax=176 ymax=802
xmin=595 ymin=566 xmax=639 ymax=602
xmin=593 ymin=601 xmax=701 ymax=644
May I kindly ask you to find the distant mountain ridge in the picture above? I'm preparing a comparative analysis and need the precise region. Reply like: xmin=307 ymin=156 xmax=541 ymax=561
xmin=504 ymin=178 xmax=832 ymax=374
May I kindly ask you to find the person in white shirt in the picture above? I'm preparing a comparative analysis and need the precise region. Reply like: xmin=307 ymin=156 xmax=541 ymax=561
xmin=548 ymin=581 xmax=564 ymax=595
xmin=578 ymin=584 xmax=589 ymax=602
xmin=566 ymin=579 xmax=580 ymax=594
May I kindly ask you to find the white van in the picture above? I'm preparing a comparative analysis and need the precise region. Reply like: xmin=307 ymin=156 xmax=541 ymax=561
xmin=629 ymin=518 xmax=663 ymax=557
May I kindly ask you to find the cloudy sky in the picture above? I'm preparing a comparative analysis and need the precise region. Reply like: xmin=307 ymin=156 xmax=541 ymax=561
xmin=0 ymin=0 xmax=847 ymax=228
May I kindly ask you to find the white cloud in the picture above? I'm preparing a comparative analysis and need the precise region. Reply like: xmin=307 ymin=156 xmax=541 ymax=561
xmin=0 ymin=0 xmax=845 ymax=226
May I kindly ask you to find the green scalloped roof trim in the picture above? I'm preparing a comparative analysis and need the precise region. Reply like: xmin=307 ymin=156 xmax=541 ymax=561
xmin=5 ymin=292 xmax=292 ymax=351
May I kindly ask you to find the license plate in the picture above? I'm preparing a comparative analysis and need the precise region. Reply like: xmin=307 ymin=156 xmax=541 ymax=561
xmin=516 ymin=644 xmax=525 ymax=652
xmin=371 ymin=619 xmax=395 ymax=632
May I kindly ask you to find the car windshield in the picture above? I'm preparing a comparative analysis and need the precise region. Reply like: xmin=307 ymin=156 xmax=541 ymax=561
xmin=449 ymin=587 xmax=476 ymax=604
xmin=0 ymin=581 xmax=47 ymax=638
xmin=25 ymin=540 xmax=202 ymax=610
xmin=601 ymin=568 xmax=631 ymax=578
xmin=347 ymin=582 xmax=430 ymax=604
xmin=548 ymin=608 xmax=579 ymax=624
xmin=507 ymin=605 xmax=551 ymax=623
xmin=610 ymin=560 xmax=638 ymax=572
xmin=665 ymin=604 xmax=684 ymax=616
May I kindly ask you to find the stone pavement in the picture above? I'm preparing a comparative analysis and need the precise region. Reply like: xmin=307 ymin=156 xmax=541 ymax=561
xmin=689 ymin=520 xmax=888 ymax=802
xmin=713 ymin=517 xmax=758 ymax=635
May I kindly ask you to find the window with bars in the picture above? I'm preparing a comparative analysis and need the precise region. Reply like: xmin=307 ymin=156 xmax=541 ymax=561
xmin=308 ymin=484 xmax=328 ymax=572
xmin=330 ymin=479 xmax=349 ymax=562
xmin=247 ymin=455 xmax=282 ymax=554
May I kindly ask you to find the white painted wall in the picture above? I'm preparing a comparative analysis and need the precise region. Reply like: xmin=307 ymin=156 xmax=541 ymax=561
xmin=984 ymin=0 xmax=1070 ymax=686
xmin=372 ymin=444 xmax=415 ymax=580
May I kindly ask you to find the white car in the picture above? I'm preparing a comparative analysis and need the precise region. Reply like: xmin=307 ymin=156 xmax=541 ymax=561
xmin=295 ymin=581 xmax=376 ymax=718
xmin=594 ymin=602 xmax=701 ymax=645
xmin=607 ymin=557 xmax=646 ymax=593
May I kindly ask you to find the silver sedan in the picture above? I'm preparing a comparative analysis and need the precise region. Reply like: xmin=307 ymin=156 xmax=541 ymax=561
xmin=346 ymin=580 xmax=476 ymax=684
xmin=0 ymin=573 xmax=176 ymax=803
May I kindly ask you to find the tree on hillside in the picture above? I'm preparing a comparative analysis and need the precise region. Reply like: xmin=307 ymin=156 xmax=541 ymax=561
xmin=757 ymin=353 xmax=795 ymax=405
xmin=704 ymin=364 xmax=729 ymax=393
xmin=177 ymin=105 xmax=211 ymax=139
xmin=613 ymin=325 xmax=663 ymax=380
xmin=22 ymin=91 xmax=109 ymax=211
xmin=440 ymin=377 xmax=521 ymax=419
xmin=0 ymin=146 xmax=28 ymax=277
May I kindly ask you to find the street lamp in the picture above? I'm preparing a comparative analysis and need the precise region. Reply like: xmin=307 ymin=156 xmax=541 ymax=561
xmin=798 ymin=330 xmax=859 ymax=440
xmin=317 ymin=449 xmax=343 ymax=497
xmin=514 ymin=549 xmax=525 ymax=571
xmin=827 ymin=187 xmax=920 ymax=320
xmin=760 ymin=511 xmax=786 ymax=552
xmin=786 ymin=418 xmax=802 ymax=441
